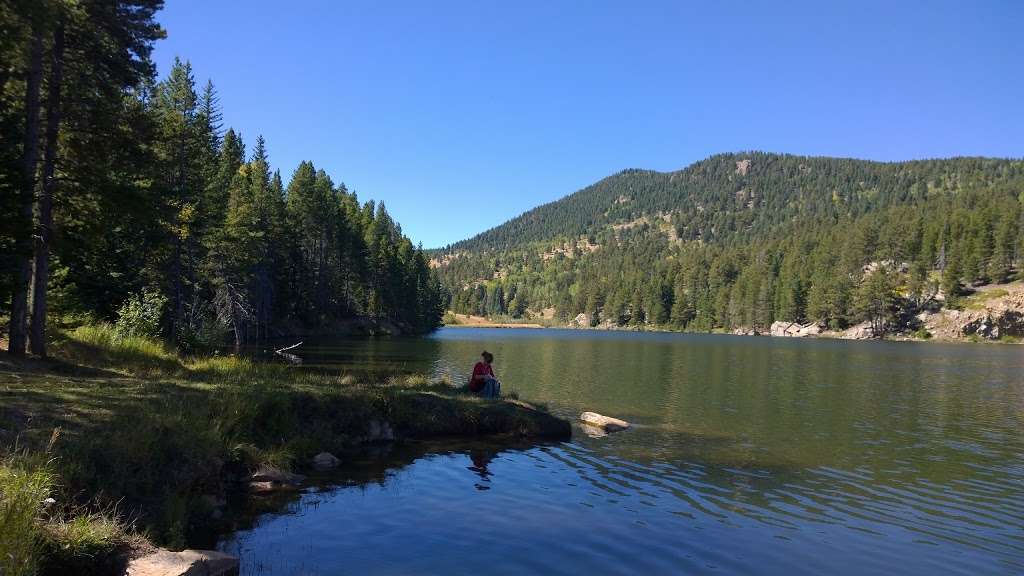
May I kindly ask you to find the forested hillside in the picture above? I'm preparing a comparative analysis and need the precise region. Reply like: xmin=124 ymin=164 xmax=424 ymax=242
xmin=435 ymin=152 xmax=1024 ymax=335
xmin=1 ymin=1 xmax=445 ymax=356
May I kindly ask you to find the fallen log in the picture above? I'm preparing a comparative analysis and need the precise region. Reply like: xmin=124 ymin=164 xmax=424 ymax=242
xmin=580 ymin=411 xmax=630 ymax=432
xmin=274 ymin=341 xmax=303 ymax=364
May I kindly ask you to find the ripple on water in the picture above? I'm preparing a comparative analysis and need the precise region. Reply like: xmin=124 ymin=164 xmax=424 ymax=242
xmin=219 ymin=330 xmax=1024 ymax=575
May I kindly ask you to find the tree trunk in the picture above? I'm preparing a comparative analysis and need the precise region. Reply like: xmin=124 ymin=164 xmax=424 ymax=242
xmin=30 ymin=21 xmax=64 ymax=357
xmin=8 ymin=29 xmax=44 ymax=357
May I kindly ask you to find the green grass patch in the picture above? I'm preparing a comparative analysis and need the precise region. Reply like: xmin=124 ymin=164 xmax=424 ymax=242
xmin=0 ymin=452 xmax=54 ymax=576
xmin=960 ymin=288 xmax=1011 ymax=310
xmin=1 ymin=323 xmax=568 ymax=572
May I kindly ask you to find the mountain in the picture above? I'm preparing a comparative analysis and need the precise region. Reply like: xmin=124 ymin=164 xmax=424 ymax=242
xmin=432 ymin=152 xmax=1024 ymax=335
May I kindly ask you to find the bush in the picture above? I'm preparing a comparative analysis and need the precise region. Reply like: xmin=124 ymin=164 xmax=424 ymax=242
xmin=114 ymin=288 xmax=167 ymax=340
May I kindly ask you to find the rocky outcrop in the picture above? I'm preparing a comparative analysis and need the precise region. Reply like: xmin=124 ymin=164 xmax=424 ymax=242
xmin=836 ymin=321 xmax=875 ymax=340
xmin=570 ymin=312 xmax=592 ymax=327
xmin=922 ymin=285 xmax=1024 ymax=341
xmin=769 ymin=321 xmax=822 ymax=338
xmin=124 ymin=549 xmax=238 ymax=576
xmin=961 ymin=311 xmax=1024 ymax=340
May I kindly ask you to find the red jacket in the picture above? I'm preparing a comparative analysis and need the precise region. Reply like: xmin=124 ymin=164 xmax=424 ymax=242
xmin=469 ymin=361 xmax=493 ymax=392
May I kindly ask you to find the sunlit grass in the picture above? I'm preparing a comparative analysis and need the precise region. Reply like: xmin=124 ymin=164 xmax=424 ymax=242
xmin=0 ymin=453 xmax=54 ymax=576
xmin=961 ymin=288 xmax=1010 ymax=310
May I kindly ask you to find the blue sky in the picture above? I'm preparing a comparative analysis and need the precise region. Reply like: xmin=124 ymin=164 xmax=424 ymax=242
xmin=153 ymin=0 xmax=1023 ymax=248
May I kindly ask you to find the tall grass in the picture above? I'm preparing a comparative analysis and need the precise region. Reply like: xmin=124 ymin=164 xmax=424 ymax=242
xmin=0 ymin=453 xmax=54 ymax=576
xmin=61 ymin=324 xmax=181 ymax=376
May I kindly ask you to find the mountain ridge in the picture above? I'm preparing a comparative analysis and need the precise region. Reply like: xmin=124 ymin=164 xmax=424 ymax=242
xmin=433 ymin=151 xmax=1024 ymax=338
xmin=442 ymin=151 xmax=1023 ymax=254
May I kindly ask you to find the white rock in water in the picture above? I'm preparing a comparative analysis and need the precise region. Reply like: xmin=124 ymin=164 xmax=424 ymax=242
xmin=580 ymin=412 xmax=630 ymax=432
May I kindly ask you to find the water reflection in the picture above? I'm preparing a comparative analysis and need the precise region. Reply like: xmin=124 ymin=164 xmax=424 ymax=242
xmin=222 ymin=329 xmax=1024 ymax=575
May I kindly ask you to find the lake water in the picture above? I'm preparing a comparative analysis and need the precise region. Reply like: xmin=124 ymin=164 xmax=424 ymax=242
xmin=219 ymin=328 xmax=1024 ymax=575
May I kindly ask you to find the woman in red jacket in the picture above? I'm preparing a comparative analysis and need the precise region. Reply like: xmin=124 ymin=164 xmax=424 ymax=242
xmin=469 ymin=351 xmax=501 ymax=398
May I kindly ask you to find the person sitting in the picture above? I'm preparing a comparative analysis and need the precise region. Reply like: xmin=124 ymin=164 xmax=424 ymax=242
xmin=469 ymin=351 xmax=501 ymax=398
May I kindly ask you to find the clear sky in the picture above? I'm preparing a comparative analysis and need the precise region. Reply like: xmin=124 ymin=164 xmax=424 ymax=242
xmin=152 ymin=0 xmax=1024 ymax=248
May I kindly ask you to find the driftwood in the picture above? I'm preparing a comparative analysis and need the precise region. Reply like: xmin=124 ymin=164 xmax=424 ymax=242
xmin=580 ymin=412 xmax=630 ymax=432
xmin=274 ymin=341 xmax=303 ymax=364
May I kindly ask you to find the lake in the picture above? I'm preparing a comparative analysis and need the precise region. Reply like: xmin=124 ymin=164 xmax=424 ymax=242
xmin=219 ymin=328 xmax=1024 ymax=575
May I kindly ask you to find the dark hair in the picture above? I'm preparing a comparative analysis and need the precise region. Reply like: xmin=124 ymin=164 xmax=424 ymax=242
xmin=481 ymin=351 xmax=494 ymax=363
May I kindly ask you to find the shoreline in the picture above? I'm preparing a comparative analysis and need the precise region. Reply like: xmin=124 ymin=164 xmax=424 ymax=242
xmin=0 ymin=324 xmax=570 ymax=576
xmin=440 ymin=321 xmax=1022 ymax=344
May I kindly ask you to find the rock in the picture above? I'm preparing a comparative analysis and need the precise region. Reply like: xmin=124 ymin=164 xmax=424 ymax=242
xmin=248 ymin=468 xmax=304 ymax=493
xmin=732 ymin=327 xmax=760 ymax=336
xmin=996 ymin=310 xmax=1024 ymax=337
xmin=769 ymin=321 xmax=822 ymax=338
xmin=312 ymin=451 xmax=340 ymax=471
xmin=580 ymin=412 xmax=630 ymax=432
xmin=248 ymin=480 xmax=301 ymax=494
xmin=963 ymin=315 xmax=999 ymax=339
xmin=125 ymin=548 xmax=238 ymax=576
xmin=840 ymin=321 xmax=875 ymax=340
xmin=571 ymin=312 xmax=592 ymax=327
xmin=250 ymin=468 xmax=305 ymax=485
xmin=579 ymin=422 xmax=608 ymax=438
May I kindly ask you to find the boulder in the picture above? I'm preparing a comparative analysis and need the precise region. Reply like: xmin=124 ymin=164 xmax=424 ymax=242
xmin=125 ymin=549 xmax=238 ymax=576
xmin=841 ymin=321 xmax=875 ymax=340
xmin=769 ymin=321 xmax=822 ymax=338
xmin=580 ymin=412 xmax=630 ymax=432
xmin=571 ymin=312 xmax=592 ymax=327
xmin=312 ymin=451 xmax=341 ymax=471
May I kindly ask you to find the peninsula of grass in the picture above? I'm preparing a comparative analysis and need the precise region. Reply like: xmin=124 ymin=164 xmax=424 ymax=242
xmin=0 ymin=325 xmax=570 ymax=575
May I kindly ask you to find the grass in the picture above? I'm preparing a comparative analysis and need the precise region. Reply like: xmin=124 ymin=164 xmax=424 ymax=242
xmin=1 ymin=450 xmax=54 ymax=576
xmin=960 ymin=288 xmax=1011 ymax=310
xmin=0 ymin=324 xmax=569 ymax=574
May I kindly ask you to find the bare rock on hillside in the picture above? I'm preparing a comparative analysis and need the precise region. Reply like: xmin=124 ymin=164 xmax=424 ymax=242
xmin=124 ymin=549 xmax=238 ymax=576
xmin=924 ymin=283 xmax=1024 ymax=340
xmin=571 ymin=313 xmax=592 ymax=327
xmin=838 ymin=321 xmax=875 ymax=340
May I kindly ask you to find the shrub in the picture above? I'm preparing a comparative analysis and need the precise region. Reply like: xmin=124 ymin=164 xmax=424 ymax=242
xmin=114 ymin=288 xmax=167 ymax=340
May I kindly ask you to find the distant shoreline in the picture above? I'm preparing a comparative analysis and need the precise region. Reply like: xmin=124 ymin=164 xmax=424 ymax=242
xmin=439 ymin=321 xmax=1023 ymax=344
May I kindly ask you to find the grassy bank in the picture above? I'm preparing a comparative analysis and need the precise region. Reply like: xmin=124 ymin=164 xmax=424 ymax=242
xmin=0 ymin=325 xmax=569 ymax=575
